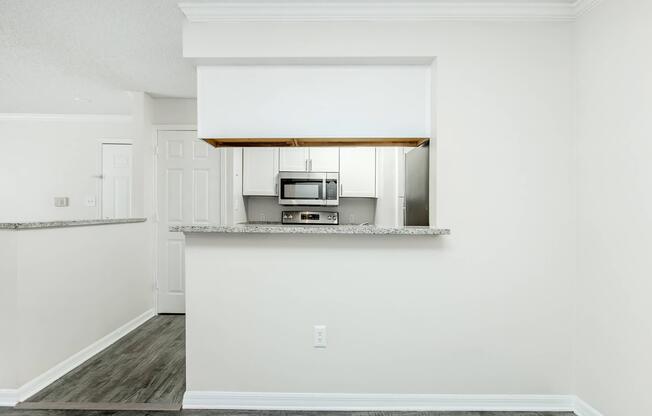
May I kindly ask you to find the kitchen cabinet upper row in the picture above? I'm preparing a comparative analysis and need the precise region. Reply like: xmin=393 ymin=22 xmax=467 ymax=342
xmin=278 ymin=148 xmax=339 ymax=172
xmin=242 ymin=147 xmax=376 ymax=197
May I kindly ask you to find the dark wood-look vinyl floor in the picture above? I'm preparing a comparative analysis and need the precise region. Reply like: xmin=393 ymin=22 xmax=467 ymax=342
xmin=0 ymin=410 xmax=576 ymax=416
xmin=22 ymin=315 xmax=185 ymax=409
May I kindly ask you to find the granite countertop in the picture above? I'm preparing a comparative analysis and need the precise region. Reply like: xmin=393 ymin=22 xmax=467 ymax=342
xmin=0 ymin=218 xmax=147 ymax=230
xmin=171 ymin=223 xmax=450 ymax=236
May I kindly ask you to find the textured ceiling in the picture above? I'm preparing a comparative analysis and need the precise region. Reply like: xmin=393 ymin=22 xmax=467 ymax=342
xmin=0 ymin=0 xmax=198 ymax=114
xmin=0 ymin=0 xmax=575 ymax=114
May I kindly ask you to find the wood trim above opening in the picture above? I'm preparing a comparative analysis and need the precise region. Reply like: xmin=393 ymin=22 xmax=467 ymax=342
xmin=202 ymin=137 xmax=429 ymax=148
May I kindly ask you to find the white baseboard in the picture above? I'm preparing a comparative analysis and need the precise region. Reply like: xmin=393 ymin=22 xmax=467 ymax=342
xmin=0 ymin=389 xmax=19 ymax=407
xmin=183 ymin=391 xmax=575 ymax=411
xmin=16 ymin=308 xmax=156 ymax=403
xmin=574 ymin=396 xmax=604 ymax=416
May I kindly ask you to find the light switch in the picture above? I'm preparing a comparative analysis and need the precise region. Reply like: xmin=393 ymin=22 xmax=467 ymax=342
xmin=54 ymin=197 xmax=69 ymax=207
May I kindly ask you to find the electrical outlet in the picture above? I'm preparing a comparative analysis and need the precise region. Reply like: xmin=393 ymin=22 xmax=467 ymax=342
xmin=313 ymin=325 xmax=327 ymax=348
xmin=54 ymin=197 xmax=69 ymax=207
xmin=85 ymin=196 xmax=97 ymax=207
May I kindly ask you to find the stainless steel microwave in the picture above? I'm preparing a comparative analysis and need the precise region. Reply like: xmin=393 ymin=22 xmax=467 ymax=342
xmin=278 ymin=171 xmax=339 ymax=206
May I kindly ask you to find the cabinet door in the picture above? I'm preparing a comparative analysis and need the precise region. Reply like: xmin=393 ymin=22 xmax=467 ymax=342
xmin=339 ymin=148 xmax=376 ymax=197
xmin=243 ymin=148 xmax=279 ymax=196
xmin=279 ymin=148 xmax=309 ymax=171
xmin=309 ymin=147 xmax=339 ymax=172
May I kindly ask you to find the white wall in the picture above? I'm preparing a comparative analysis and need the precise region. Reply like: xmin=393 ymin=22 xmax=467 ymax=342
xmin=575 ymin=0 xmax=652 ymax=414
xmin=0 ymin=95 xmax=185 ymax=222
xmin=0 ymin=231 xmax=18 ymax=390
xmin=151 ymin=98 xmax=197 ymax=125
xmin=12 ymin=223 xmax=154 ymax=388
xmin=0 ymin=223 xmax=154 ymax=394
xmin=197 ymin=65 xmax=430 ymax=138
xmin=0 ymin=94 xmax=159 ymax=397
xmin=184 ymin=20 xmax=576 ymax=395
xmin=0 ymin=117 xmax=133 ymax=221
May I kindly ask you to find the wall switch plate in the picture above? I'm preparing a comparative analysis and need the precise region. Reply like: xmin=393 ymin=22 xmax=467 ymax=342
xmin=313 ymin=325 xmax=327 ymax=348
xmin=85 ymin=196 xmax=97 ymax=207
xmin=54 ymin=197 xmax=69 ymax=207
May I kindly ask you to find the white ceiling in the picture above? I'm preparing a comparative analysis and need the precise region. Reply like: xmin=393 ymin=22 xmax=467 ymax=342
xmin=0 ymin=0 xmax=576 ymax=115
xmin=0 ymin=0 xmax=200 ymax=114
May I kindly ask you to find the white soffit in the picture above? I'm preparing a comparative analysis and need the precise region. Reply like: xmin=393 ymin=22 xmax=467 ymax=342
xmin=179 ymin=0 xmax=604 ymax=22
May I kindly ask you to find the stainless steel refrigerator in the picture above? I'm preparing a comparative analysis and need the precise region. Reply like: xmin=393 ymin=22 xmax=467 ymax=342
xmin=404 ymin=145 xmax=429 ymax=226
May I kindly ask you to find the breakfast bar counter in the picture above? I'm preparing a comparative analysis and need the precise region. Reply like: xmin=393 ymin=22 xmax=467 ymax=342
xmin=171 ymin=223 xmax=450 ymax=236
xmin=0 ymin=218 xmax=147 ymax=230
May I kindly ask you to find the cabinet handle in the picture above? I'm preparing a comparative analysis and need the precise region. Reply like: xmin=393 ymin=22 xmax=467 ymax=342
xmin=340 ymin=182 xmax=343 ymax=196
xmin=305 ymin=159 xmax=309 ymax=171
xmin=309 ymin=159 xmax=313 ymax=171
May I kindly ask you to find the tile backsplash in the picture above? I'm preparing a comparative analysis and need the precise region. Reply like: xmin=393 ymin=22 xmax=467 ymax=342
xmin=244 ymin=197 xmax=376 ymax=225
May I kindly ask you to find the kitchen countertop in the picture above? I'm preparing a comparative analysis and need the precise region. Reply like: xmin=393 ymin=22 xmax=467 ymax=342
xmin=171 ymin=223 xmax=450 ymax=236
xmin=0 ymin=218 xmax=147 ymax=230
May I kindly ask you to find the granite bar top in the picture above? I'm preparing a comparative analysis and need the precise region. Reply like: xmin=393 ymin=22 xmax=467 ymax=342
xmin=171 ymin=223 xmax=450 ymax=236
xmin=0 ymin=218 xmax=147 ymax=230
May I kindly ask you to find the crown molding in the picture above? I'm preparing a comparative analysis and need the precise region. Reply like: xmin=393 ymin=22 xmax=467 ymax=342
xmin=180 ymin=1 xmax=588 ymax=22
xmin=179 ymin=1 xmax=608 ymax=22
xmin=0 ymin=113 xmax=132 ymax=122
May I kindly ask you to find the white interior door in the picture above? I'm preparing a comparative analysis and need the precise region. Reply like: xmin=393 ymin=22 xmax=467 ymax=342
xmin=157 ymin=130 xmax=220 ymax=313
xmin=102 ymin=143 xmax=133 ymax=219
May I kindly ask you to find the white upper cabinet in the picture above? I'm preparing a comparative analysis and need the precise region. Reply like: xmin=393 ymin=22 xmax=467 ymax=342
xmin=242 ymin=148 xmax=279 ymax=196
xmin=339 ymin=148 xmax=376 ymax=198
xmin=197 ymin=65 xmax=430 ymax=139
xmin=243 ymin=146 xmax=375 ymax=197
xmin=309 ymin=148 xmax=339 ymax=172
xmin=279 ymin=147 xmax=339 ymax=172
xmin=279 ymin=148 xmax=310 ymax=171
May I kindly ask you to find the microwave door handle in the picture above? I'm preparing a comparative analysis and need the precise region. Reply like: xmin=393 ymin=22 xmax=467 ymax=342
xmin=322 ymin=179 xmax=327 ymax=206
